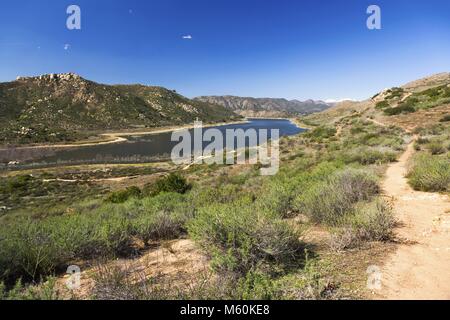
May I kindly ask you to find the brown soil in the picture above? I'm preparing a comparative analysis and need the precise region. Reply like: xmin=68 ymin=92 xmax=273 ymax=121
xmin=378 ymin=139 xmax=450 ymax=300
xmin=60 ymin=239 xmax=209 ymax=299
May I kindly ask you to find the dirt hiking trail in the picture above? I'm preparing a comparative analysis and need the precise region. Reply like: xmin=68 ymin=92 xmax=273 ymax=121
xmin=379 ymin=139 xmax=450 ymax=300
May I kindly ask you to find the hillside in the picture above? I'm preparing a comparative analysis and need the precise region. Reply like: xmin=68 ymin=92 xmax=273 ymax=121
xmin=194 ymin=95 xmax=331 ymax=118
xmin=1 ymin=72 xmax=449 ymax=300
xmin=305 ymin=73 xmax=450 ymax=131
xmin=0 ymin=73 xmax=239 ymax=145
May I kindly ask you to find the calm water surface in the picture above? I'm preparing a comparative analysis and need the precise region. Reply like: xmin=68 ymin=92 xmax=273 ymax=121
xmin=7 ymin=119 xmax=305 ymax=168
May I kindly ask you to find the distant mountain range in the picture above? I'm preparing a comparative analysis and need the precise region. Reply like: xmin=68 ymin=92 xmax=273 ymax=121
xmin=194 ymin=96 xmax=333 ymax=117
xmin=0 ymin=73 xmax=239 ymax=145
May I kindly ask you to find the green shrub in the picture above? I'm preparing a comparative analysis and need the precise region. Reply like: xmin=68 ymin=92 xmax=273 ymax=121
xmin=422 ymin=86 xmax=444 ymax=99
xmin=4 ymin=175 xmax=34 ymax=193
xmin=188 ymin=200 xmax=303 ymax=275
xmin=375 ymin=101 xmax=389 ymax=109
xmin=384 ymin=104 xmax=415 ymax=116
xmin=404 ymin=97 xmax=419 ymax=106
xmin=106 ymin=186 xmax=142 ymax=204
xmin=426 ymin=141 xmax=447 ymax=155
xmin=294 ymin=168 xmax=380 ymax=225
xmin=0 ymin=278 xmax=61 ymax=300
xmin=306 ymin=126 xmax=337 ymax=141
xmin=408 ymin=153 xmax=450 ymax=192
xmin=134 ymin=193 xmax=193 ymax=245
xmin=234 ymin=271 xmax=280 ymax=300
xmin=0 ymin=220 xmax=67 ymax=280
xmin=188 ymin=184 xmax=243 ymax=208
xmin=0 ymin=193 xmax=193 ymax=283
xmin=256 ymin=179 xmax=298 ymax=218
xmin=417 ymin=137 xmax=430 ymax=145
xmin=337 ymin=147 xmax=397 ymax=165
xmin=350 ymin=200 xmax=396 ymax=242
xmin=440 ymin=115 xmax=450 ymax=122
xmin=385 ymin=87 xmax=404 ymax=100
xmin=330 ymin=200 xmax=396 ymax=251
xmin=144 ymin=173 xmax=191 ymax=197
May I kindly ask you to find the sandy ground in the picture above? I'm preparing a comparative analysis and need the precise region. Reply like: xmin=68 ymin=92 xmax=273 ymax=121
xmin=60 ymin=239 xmax=209 ymax=299
xmin=379 ymin=139 xmax=450 ymax=300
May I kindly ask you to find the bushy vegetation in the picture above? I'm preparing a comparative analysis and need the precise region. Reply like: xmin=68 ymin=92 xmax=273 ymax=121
xmin=376 ymin=85 xmax=450 ymax=117
xmin=0 ymin=192 xmax=193 ymax=283
xmin=294 ymin=168 xmax=380 ymax=225
xmin=188 ymin=200 xmax=303 ymax=275
xmin=0 ymin=278 xmax=62 ymax=300
xmin=105 ymin=173 xmax=191 ymax=203
xmin=426 ymin=141 xmax=447 ymax=155
xmin=0 ymin=116 xmax=409 ymax=298
xmin=383 ymin=104 xmax=415 ymax=116
xmin=106 ymin=186 xmax=142 ymax=203
xmin=0 ymin=76 xmax=240 ymax=145
xmin=385 ymin=87 xmax=405 ymax=100
xmin=144 ymin=173 xmax=191 ymax=196
xmin=375 ymin=101 xmax=389 ymax=109
xmin=0 ymin=174 xmax=106 ymax=217
xmin=409 ymin=123 xmax=450 ymax=192
xmin=330 ymin=200 xmax=396 ymax=251
xmin=440 ymin=114 xmax=450 ymax=122
xmin=408 ymin=153 xmax=450 ymax=192
xmin=332 ymin=147 xmax=397 ymax=165
xmin=305 ymin=126 xmax=337 ymax=142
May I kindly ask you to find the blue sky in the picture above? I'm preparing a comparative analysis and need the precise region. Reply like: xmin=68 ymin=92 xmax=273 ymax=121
xmin=0 ymin=0 xmax=449 ymax=101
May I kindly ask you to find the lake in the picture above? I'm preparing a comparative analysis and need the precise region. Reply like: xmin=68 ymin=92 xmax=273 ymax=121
xmin=1 ymin=118 xmax=305 ymax=169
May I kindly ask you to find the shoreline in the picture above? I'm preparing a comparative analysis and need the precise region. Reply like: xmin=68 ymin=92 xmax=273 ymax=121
xmin=291 ymin=118 xmax=315 ymax=130
xmin=0 ymin=119 xmax=250 ymax=152
xmin=1 ymin=117 xmax=304 ymax=171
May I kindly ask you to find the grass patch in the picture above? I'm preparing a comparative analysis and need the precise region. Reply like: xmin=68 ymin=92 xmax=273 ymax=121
xmin=383 ymin=104 xmax=415 ymax=116
xmin=294 ymin=168 xmax=380 ymax=226
xmin=0 ymin=192 xmax=193 ymax=283
xmin=188 ymin=199 xmax=303 ymax=275
xmin=330 ymin=200 xmax=396 ymax=251
xmin=106 ymin=186 xmax=142 ymax=204
xmin=305 ymin=126 xmax=337 ymax=142
xmin=143 ymin=173 xmax=191 ymax=197
xmin=407 ymin=153 xmax=450 ymax=192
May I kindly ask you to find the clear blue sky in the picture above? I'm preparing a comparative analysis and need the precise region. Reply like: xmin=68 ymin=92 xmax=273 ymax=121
xmin=1 ymin=0 xmax=449 ymax=101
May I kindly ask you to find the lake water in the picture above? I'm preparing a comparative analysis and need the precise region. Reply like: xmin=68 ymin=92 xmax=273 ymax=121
xmin=2 ymin=119 xmax=305 ymax=169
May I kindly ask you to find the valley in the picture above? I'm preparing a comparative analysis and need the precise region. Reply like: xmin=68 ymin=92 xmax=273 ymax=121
xmin=0 ymin=73 xmax=449 ymax=300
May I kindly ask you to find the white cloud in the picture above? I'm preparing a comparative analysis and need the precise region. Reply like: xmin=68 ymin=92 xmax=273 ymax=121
xmin=182 ymin=35 xmax=193 ymax=40
xmin=325 ymin=98 xmax=354 ymax=104
xmin=64 ymin=44 xmax=71 ymax=50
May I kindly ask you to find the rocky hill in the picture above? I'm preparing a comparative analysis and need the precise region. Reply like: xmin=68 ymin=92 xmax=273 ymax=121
xmin=194 ymin=95 xmax=331 ymax=117
xmin=0 ymin=73 xmax=239 ymax=145
xmin=305 ymin=73 xmax=450 ymax=131
xmin=402 ymin=72 xmax=450 ymax=92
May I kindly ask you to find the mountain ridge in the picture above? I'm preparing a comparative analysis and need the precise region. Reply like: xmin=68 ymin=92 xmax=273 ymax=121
xmin=0 ymin=73 xmax=240 ymax=145
xmin=194 ymin=95 xmax=332 ymax=118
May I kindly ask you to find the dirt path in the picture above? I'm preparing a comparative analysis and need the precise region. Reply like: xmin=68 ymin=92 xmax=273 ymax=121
xmin=379 ymin=139 xmax=450 ymax=300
